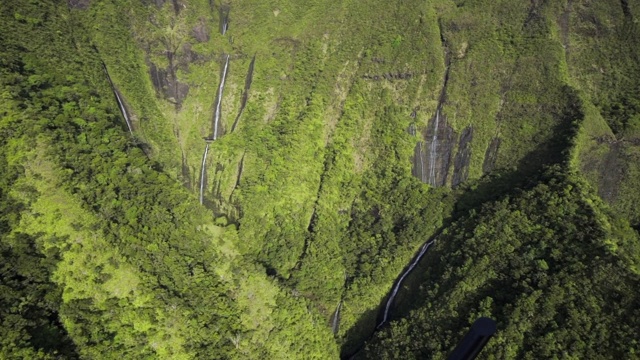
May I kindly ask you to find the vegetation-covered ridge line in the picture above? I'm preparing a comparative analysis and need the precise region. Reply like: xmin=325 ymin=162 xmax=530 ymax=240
xmin=2 ymin=0 xmax=639 ymax=358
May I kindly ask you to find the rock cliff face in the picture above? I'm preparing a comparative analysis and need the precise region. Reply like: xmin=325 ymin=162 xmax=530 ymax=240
xmin=483 ymin=137 xmax=501 ymax=174
xmin=148 ymin=60 xmax=189 ymax=106
xmin=452 ymin=126 xmax=473 ymax=186
xmin=413 ymin=110 xmax=455 ymax=187
xmin=55 ymin=0 xmax=640 ymax=357
xmin=413 ymin=117 xmax=473 ymax=188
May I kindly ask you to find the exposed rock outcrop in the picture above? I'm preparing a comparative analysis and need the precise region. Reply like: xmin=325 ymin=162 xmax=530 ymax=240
xmin=68 ymin=0 xmax=90 ymax=9
xmin=219 ymin=4 xmax=230 ymax=35
xmin=413 ymin=111 xmax=455 ymax=187
xmin=232 ymin=55 xmax=256 ymax=132
xmin=425 ymin=111 xmax=454 ymax=186
xmin=483 ymin=137 xmax=501 ymax=174
xmin=452 ymin=126 xmax=473 ymax=186
xmin=192 ymin=19 xmax=210 ymax=42
xmin=148 ymin=59 xmax=190 ymax=107
xmin=362 ymin=72 xmax=413 ymax=81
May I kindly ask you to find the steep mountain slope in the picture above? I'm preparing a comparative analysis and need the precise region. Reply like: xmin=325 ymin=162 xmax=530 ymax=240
xmin=359 ymin=169 xmax=640 ymax=359
xmin=1 ymin=0 xmax=639 ymax=358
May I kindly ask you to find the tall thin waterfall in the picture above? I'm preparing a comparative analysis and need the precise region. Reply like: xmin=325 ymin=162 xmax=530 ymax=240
xmin=199 ymin=143 xmax=210 ymax=204
xmin=418 ymin=142 xmax=426 ymax=183
xmin=113 ymin=89 xmax=133 ymax=134
xmin=377 ymin=239 xmax=436 ymax=328
xmin=213 ymin=54 xmax=230 ymax=140
xmin=332 ymin=301 xmax=342 ymax=335
xmin=102 ymin=62 xmax=133 ymax=134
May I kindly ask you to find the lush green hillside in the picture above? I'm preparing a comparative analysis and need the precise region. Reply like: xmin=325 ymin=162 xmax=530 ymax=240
xmin=358 ymin=168 xmax=640 ymax=359
xmin=1 ymin=0 xmax=639 ymax=358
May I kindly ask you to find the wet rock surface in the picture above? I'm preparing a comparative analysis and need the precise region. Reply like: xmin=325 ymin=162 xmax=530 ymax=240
xmin=426 ymin=113 xmax=454 ymax=186
xmin=362 ymin=72 xmax=413 ymax=81
xmin=219 ymin=4 xmax=230 ymax=35
xmin=232 ymin=55 xmax=255 ymax=132
xmin=483 ymin=137 xmax=501 ymax=174
xmin=192 ymin=19 xmax=210 ymax=43
xmin=148 ymin=58 xmax=190 ymax=108
xmin=452 ymin=126 xmax=473 ymax=186
xmin=68 ymin=0 xmax=90 ymax=9
xmin=179 ymin=43 xmax=208 ymax=66
xmin=413 ymin=112 xmax=455 ymax=187
xmin=412 ymin=141 xmax=427 ymax=183
xmin=149 ymin=0 xmax=181 ymax=13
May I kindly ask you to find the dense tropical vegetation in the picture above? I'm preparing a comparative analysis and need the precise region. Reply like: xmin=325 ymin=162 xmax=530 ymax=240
xmin=1 ymin=0 xmax=639 ymax=358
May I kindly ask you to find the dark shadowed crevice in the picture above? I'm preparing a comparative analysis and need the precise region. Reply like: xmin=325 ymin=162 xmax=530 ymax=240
xmin=67 ymin=0 xmax=89 ymax=9
xmin=192 ymin=18 xmax=210 ymax=42
xmin=453 ymin=126 xmax=473 ymax=186
xmin=219 ymin=3 xmax=230 ymax=35
xmin=422 ymin=111 xmax=455 ymax=186
xmin=412 ymin=22 xmax=453 ymax=187
xmin=621 ymin=0 xmax=632 ymax=18
xmin=483 ymin=137 xmax=501 ymax=174
xmin=232 ymin=55 xmax=256 ymax=132
xmin=147 ymin=59 xmax=189 ymax=108
xmin=171 ymin=0 xmax=181 ymax=15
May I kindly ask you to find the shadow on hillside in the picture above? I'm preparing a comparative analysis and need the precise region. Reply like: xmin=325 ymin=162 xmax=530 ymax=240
xmin=339 ymin=88 xmax=583 ymax=358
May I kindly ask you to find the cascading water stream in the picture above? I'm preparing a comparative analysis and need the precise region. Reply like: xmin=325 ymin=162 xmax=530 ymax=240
xmin=102 ymin=62 xmax=133 ymax=134
xmin=113 ymin=89 xmax=133 ymax=134
xmin=377 ymin=239 xmax=437 ymax=328
xmin=222 ymin=17 xmax=229 ymax=35
xmin=200 ymin=54 xmax=230 ymax=204
xmin=332 ymin=301 xmax=342 ymax=335
xmin=199 ymin=143 xmax=210 ymax=205
xmin=428 ymin=110 xmax=440 ymax=185
xmin=213 ymin=54 xmax=230 ymax=140
xmin=418 ymin=142 xmax=426 ymax=183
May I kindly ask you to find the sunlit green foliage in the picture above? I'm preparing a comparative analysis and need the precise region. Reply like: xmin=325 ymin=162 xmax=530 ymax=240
xmin=1 ymin=0 xmax=639 ymax=358
xmin=360 ymin=169 xmax=640 ymax=359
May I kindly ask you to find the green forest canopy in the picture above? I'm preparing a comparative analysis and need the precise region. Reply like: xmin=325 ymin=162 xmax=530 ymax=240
xmin=1 ymin=0 xmax=639 ymax=359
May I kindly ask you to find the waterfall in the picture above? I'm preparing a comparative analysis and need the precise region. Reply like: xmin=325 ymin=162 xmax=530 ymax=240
xmin=199 ymin=143 xmax=210 ymax=204
xmin=102 ymin=62 xmax=133 ymax=134
xmin=213 ymin=55 xmax=230 ymax=140
xmin=377 ymin=239 xmax=436 ymax=328
xmin=418 ymin=142 xmax=426 ymax=183
xmin=113 ymin=89 xmax=133 ymax=134
xmin=222 ymin=17 xmax=229 ymax=35
xmin=428 ymin=110 xmax=440 ymax=185
xmin=332 ymin=301 xmax=342 ymax=335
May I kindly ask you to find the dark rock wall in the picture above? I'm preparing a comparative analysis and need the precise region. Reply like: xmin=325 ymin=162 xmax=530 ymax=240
xmin=452 ymin=126 xmax=473 ymax=186
xmin=413 ymin=111 xmax=455 ymax=187
xmin=147 ymin=59 xmax=190 ymax=107
xmin=483 ymin=137 xmax=501 ymax=174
